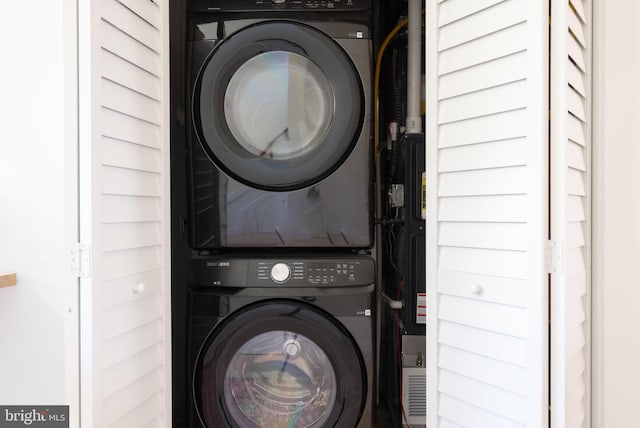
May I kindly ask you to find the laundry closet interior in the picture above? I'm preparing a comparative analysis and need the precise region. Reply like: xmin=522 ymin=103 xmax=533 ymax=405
xmin=169 ymin=1 xmax=426 ymax=426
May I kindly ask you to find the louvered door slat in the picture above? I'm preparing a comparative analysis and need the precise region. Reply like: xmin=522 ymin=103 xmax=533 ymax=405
xmin=567 ymin=222 xmax=586 ymax=249
xmin=439 ymin=247 xmax=527 ymax=279
xmin=438 ymin=0 xmax=526 ymax=51
xmin=567 ymin=113 xmax=587 ymax=147
xmin=439 ymin=138 xmax=527 ymax=170
xmin=101 ymin=108 xmax=161 ymax=149
xmin=101 ymin=21 xmax=161 ymax=76
xmin=102 ymin=136 xmax=162 ymax=173
xmin=570 ymin=0 xmax=586 ymax=22
xmin=438 ymin=418 xmax=462 ymax=428
xmin=427 ymin=0 xmax=548 ymax=426
xmin=102 ymin=222 xmax=162 ymax=252
xmin=567 ymin=141 xmax=587 ymax=171
xmin=438 ymin=80 xmax=527 ymax=124
xmin=438 ymin=0 xmax=506 ymax=26
xmin=438 ymin=23 xmax=526 ymax=75
xmin=102 ymin=166 xmax=161 ymax=197
xmin=440 ymin=371 xmax=527 ymax=423
xmin=439 ymin=346 xmax=526 ymax=395
xmin=439 ymin=295 xmax=526 ymax=337
xmin=567 ymin=170 xmax=587 ymax=196
xmin=103 ymin=294 xmax=163 ymax=340
xmin=105 ymin=394 xmax=162 ymax=428
xmin=102 ymin=371 xmax=163 ymax=427
xmin=102 ymin=0 xmax=160 ymax=52
xmin=439 ymin=109 xmax=527 ymax=148
xmin=117 ymin=0 xmax=161 ymax=29
xmin=437 ymin=23 xmax=526 ymax=76
xmin=102 ymin=321 xmax=163 ymax=369
xmin=568 ymin=35 xmax=586 ymax=72
xmin=440 ymin=418 xmax=466 ymax=428
xmin=439 ymin=222 xmax=528 ymax=251
xmin=103 ymin=345 xmax=162 ymax=397
xmin=567 ymin=198 xmax=586 ymax=224
xmin=550 ymin=0 xmax=591 ymax=426
xmin=439 ymin=194 xmax=527 ymax=222
xmin=101 ymin=79 xmax=161 ymax=125
xmin=567 ymin=87 xmax=587 ymax=122
xmin=439 ymin=394 xmax=525 ymax=428
xmin=567 ymin=59 xmax=587 ymax=97
xmin=439 ymin=322 xmax=527 ymax=365
xmin=102 ymin=195 xmax=162 ymax=224
xmin=102 ymin=247 xmax=163 ymax=281
xmin=101 ymin=49 xmax=161 ymax=100
xmin=79 ymin=3 xmax=169 ymax=427
xmin=438 ymin=51 xmax=527 ymax=100
xmin=439 ymin=166 xmax=527 ymax=197
xmin=567 ymin=8 xmax=586 ymax=47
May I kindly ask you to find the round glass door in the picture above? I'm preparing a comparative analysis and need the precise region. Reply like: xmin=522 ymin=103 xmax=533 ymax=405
xmin=224 ymin=51 xmax=334 ymax=161
xmin=194 ymin=301 xmax=367 ymax=428
xmin=224 ymin=331 xmax=336 ymax=427
xmin=193 ymin=21 xmax=364 ymax=190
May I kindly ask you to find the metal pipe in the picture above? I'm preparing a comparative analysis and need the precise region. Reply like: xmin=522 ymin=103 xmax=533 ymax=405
xmin=406 ymin=0 xmax=423 ymax=134
xmin=375 ymin=151 xmax=383 ymax=406
xmin=380 ymin=291 xmax=404 ymax=310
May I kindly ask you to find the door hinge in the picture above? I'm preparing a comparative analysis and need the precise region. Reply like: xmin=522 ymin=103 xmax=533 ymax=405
xmin=545 ymin=240 xmax=564 ymax=274
xmin=69 ymin=243 xmax=91 ymax=278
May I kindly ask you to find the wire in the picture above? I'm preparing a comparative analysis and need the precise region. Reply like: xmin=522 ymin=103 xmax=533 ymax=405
xmin=374 ymin=17 xmax=409 ymax=156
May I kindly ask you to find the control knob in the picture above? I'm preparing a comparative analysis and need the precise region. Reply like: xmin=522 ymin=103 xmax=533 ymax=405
xmin=272 ymin=0 xmax=286 ymax=4
xmin=271 ymin=263 xmax=291 ymax=283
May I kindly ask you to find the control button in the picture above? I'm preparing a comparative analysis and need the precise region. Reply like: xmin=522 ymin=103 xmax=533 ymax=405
xmin=271 ymin=263 xmax=291 ymax=283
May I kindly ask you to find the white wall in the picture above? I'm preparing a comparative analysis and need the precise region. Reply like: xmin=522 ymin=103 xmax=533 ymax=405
xmin=0 ymin=0 xmax=73 ymax=405
xmin=592 ymin=0 xmax=640 ymax=426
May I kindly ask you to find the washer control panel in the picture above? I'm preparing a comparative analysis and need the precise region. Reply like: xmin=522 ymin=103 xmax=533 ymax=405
xmin=189 ymin=257 xmax=374 ymax=288
xmin=188 ymin=0 xmax=372 ymax=12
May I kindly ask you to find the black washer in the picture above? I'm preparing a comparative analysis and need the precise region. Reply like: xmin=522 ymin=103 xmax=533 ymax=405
xmin=193 ymin=300 xmax=367 ymax=427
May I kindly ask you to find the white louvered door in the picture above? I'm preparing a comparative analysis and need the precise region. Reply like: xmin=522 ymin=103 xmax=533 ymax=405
xmin=426 ymin=0 xmax=550 ymax=427
xmin=550 ymin=0 xmax=591 ymax=427
xmin=78 ymin=0 xmax=172 ymax=427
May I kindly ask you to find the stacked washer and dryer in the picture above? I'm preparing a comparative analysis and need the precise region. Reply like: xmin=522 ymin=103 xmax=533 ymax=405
xmin=177 ymin=1 xmax=377 ymax=426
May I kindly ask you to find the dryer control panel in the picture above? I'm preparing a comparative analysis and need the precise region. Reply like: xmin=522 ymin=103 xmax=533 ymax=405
xmin=189 ymin=257 xmax=375 ymax=287
xmin=188 ymin=0 xmax=372 ymax=12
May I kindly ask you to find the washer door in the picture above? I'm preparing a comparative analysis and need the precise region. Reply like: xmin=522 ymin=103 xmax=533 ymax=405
xmin=193 ymin=21 xmax=364 ymax=191
xmin=194 ymin=301 xmax=367 ymax=427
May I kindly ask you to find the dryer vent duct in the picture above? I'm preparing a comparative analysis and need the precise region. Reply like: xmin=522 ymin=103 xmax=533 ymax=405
xmin=406 ymin=0 xmax=423 ymax=134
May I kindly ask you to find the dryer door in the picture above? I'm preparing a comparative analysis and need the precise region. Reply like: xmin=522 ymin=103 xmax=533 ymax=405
xmin=194 ymin=300 xmax=367 ymax=427
xmin=193 ymin=21 xmax=364 ymax=191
